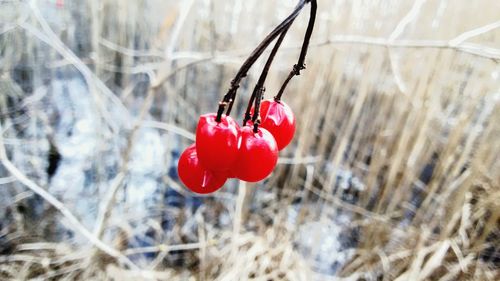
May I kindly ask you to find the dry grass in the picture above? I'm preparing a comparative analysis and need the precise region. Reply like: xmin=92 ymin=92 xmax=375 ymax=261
xmin=0 ymin=0 xmax=499 ymax=280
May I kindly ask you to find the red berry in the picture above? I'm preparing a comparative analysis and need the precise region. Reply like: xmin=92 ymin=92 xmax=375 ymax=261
xmin=178 ymin=144 xmax=227 ymax=194
xmin=233 ymin=126 xmax=278 ymax=182
xmin=258 ymin=99 xmax=296 ymax=150
xmin=196 ymin=113 xmax=240 ymax=171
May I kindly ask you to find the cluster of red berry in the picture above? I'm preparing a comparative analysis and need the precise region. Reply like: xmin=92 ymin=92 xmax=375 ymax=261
xmin=178 ymin=100 xmax=295 ymax=194
xmin=177 ymin=0 xmax=316 ymax=194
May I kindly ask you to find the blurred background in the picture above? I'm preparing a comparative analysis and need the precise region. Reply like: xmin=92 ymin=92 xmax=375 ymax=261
xmin=0 ymin=0 xmax=499 ymax=280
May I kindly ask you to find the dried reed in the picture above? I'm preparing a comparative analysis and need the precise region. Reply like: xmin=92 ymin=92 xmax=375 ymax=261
xmin=0 ymin=0 xmax=499 ymax=280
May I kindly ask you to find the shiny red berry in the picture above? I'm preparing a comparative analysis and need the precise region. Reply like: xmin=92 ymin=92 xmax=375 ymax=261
xmin=233 ymin=126 xmax=278 ymax=182
xmin=196 ymin=113 xmax=240 ymax=171
xmin=178 ymin=144 xmax=227 ymax=194
xmin=257 ymin=99 xmax=296 ymax=150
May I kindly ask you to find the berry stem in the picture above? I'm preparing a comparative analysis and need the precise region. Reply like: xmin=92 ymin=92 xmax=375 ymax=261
xmin=243 ymin=27 xmax=291 ymax=127
xmin=275 ymin=0 xmax=317 ymax=102
xmin=216 ymin=0 xmax=308 ymax=122
xmin=252 ymin=86 xmax=264 ymax=133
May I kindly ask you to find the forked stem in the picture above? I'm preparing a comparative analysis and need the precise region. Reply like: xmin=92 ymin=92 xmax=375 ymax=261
xmin=275 ymin=0 xmax=317 ymax=101
xmin=243 ymin=26 xmax=291 ymax=127
xmin=215 ymin=0 xmax=308 ymax=122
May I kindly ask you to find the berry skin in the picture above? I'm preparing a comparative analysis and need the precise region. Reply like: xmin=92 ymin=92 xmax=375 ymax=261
xmin=233 ymin=126 xmax=278 ymax=182
xmin=196 ymin=113 xmax=240 ymax=172
xmin=257 ymin=99 xmax=296 ymax=150
xmin=178 ymin=144 xmax=227 ymax=194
